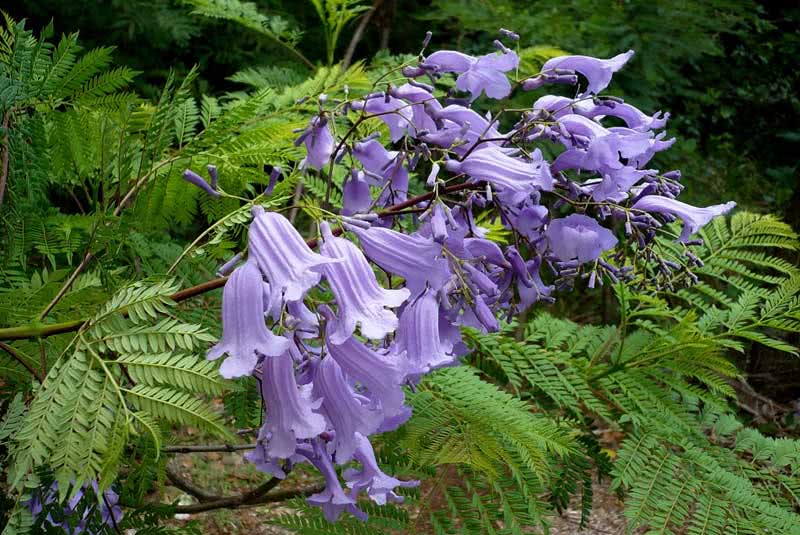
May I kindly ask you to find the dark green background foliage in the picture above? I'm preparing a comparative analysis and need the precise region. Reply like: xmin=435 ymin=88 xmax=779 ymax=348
xmin=0 ymin=1 xmax=798 ymax=534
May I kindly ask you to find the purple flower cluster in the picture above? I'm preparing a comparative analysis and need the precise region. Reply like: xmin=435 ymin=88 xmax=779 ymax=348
xmin=206 ymin=32 xmax=734 ymax=523
xmin=25 ymin=481 xmax=122 ymax=534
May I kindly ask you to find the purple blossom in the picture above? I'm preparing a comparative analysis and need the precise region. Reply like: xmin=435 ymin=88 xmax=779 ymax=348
xmin=394 ymin=289 xmax=459 ymax=377
xmin=322 ymin=307 xmax=409 ymax=418
xmin=342 ymin=169 xmax=372 ymax=216
xmin=249 ymin=207 xmax=337 ymax=302
xmin=299 ymin=115 xmax=335 ymax=170
xmin=422 ymin=49 xmax=519 ymax=101
xmin=545 ymin=214 xmax=618 ymax=264
xmin=390 ymin=83 xmax=441 ymax=133
xmin=631 ymin=196 xmax=736 ymax=242
xmin=349 ymin=225 xmax=451 ymax=295
xmin=207 ymin=260 xmax=290 ymax=378
xmin=302 ymin=440 xmax=367 ymax=522
xmin=542 ymin=50 xmax=634 ymax=95
xmin=352 ymin=139 xmax=409 ymax=204
xmin=350 ymin=95 xmax=414 ymax=142
xmin=260 ymin=345 xmax=326 ymax=458
xmin=319 ymin=223 xmax=410 ymax=343
xmin=344 ymin=433 xmax=419 ymax=505
xmin=313 ymin=355 xmax=383 ymax=463
xmin=446 ymin=146 xmax=553 ymax=205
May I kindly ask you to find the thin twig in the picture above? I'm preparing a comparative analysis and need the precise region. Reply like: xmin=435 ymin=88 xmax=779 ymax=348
xmin=163 ymin=444 xmax=256 ymax=454
xmin=342 ymin=0 xmax=382 ymax=69
xmin=0 ymin=181 xmax=480 ymax=342
xmin=38 ymin=252 xmax=93 ymax=320
xmin=0 ymin=112 xmax=11 ymax=209
xmin=0 ymin=341 xmax=44 ymax=382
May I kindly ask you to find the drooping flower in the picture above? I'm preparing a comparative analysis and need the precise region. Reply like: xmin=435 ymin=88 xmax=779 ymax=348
xmin=541 ymin=50 xmax=635 ymax=95
xmin=302 ymin=440 xmax=367 ymax=522
xmin=394 ymin=289 xmax=459 ymax=378
xmin=351 ymin=139 xmax=409 ymax=204
xmin=631 ymin=196 xmax=736 ymax=242
xmin=298 ymin=115 xmax=335 ymax=170
xmin=589 ymin=167 xmax=656 ymax=202
xmin=260 ymin=344 xmax=326 ymax=458
xmin=545 ymin=214 xmax=618 ymax=264
xmin=319 ymin=223 xmax=409 ymax=344
xmin=207 ymin=259 xmax=290 ymax=378
xmin=313 ymin=355 xmax=383 ymax=463
xmin=248 ymin=207 xmax=337 ymax=302
xmin=581 ymin=101 xmax=669 ymax=132
xmin=321 ymin=306 xmax=409 ymax=418
xmin=344 ymin=433 xmax=419 ymax=505
xmin=422 ymin=49 xmax=519 ymax=101
xmin=390 ymin=83 xmax=441 ymax=133
xmin=342 ymin=169 xmax=372 ymax=216
xmin=350 ymin=95 xmax=414 ymax=142
xmin=348 ymin=225 xmax=451 ymax=295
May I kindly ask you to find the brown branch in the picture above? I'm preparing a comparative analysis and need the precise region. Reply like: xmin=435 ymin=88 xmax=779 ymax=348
xmin=342 ymin=0 xmax=382 ymax=69
xmin=0 ymin=180 xmax=480 ymax=342
xmin=163 ymin=444 xmax=256 ymax=454
xmin=0 ymin=341 xmax=44 ymax=382
xmin=165 ymin=465 xmax=222 ymax=502
xmin=0 ymin=112 xmax=10 ymax=210
xmin=172 ymin=483 xmax=324 ymax=514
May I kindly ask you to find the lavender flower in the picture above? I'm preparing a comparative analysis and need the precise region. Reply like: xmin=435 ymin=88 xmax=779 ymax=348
xmin=342 ymin=169 xmax=372 ymax=216
xmin=344 ymin=433 xmax=419 ymax=505
xmin=260 ymin=344 xmax=326 ymax=458
xmin=319 ymin=223 xmax=410 ymax=343
xmin=207 ymin=260 xmax=290 ymax=378
xmin=394 ymin=289 xmax=459 ymax=377
xmin=348 ymin=225 xmax=451 ymax=295
xmin=248 ymin=207 xmax=338 ymax=302
xmin=631 ymin=196 xmax=736 ymax=242
xmin=545 ymin=214 xmax=618 ymax=264
xmin=302 ymin=440 xmax=367 ymax=522
xmin=313 ymin=355 xmax=383 ymax=463
xmin=323 ymin=307 xmax=409 ymax=417
xmin=350 ymin=95 xmax=414 ymax=142
xmin=422 ymin=49 xmax=519 ymax=101
xmin=542 ymin=50 xmax=635 ymax=95
xmin=298 ymin=115 xmax=335 ymax=170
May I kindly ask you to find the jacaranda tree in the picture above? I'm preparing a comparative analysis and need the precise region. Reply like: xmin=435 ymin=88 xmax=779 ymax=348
xmin=1 ymin=4 xmax=799 ymax=534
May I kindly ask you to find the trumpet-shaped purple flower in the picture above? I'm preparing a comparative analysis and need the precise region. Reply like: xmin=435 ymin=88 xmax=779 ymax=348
xmin=319 ymin=223 xmax=410 ymax=343
xmin=631 ymin=196 xmax=736 ymax=242
xmin=446 ymin=146 xmax=553 ymax=205
xmin=261 ymin=347 xmax=326 ymax=458
xmin=344 ymin=433 xmax=419 ymax=505
xmin=249 ymin=207 xmax=337 ymax=302
xmin=350 ymin=95 xmax=414 ymax=142
xmin=349 ymin=225 xmax=451 ymax=295
xmin=583 ymin=102 xmax=669 ymax=131
xmin=546 ymin=214 xmax=618 ymax=264
xmin=322 ymin=308 xmax=409 ymax=418
xmin=589 ymin=167 xmax=656 ymax=202
xmin=422 ymin=49 xmax=519 ymax=101
xmin=313 ymin=356 xmax=383 ymax=463
xmin=303 ymin=440 xmax=367 ymax=522
xmin=394 ymin=289 xmax=458 ymax=377
xmin=352 ymin=139 xmax=409 ymax=204
xmin=342 ymin=169 xmax=372 ymax=216
xmin=298 ymin=115 xmax=335 ymax=170
xmin=390 ymin=83 xmax=441 ymax=133
xmin=207 ymin=260 xmax=290 ymax=378
xmin=542 ymin=50 xmax=634 ymax=95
